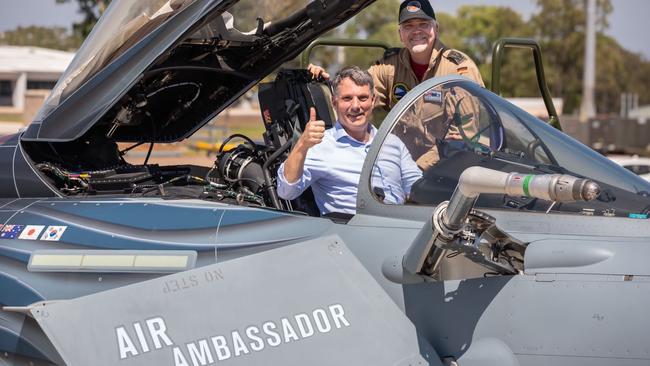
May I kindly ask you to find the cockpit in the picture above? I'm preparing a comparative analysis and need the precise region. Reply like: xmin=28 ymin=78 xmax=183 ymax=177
xmin=370 ymin=77 xmax=650 ymax=218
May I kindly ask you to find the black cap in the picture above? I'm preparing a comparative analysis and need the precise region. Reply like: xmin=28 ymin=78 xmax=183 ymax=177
xmin=398 ymin=0 xmax=436 ymax=24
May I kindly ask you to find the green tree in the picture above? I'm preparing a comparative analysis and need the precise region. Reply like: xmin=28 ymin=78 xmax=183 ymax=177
xmin=345 ymin=0 xmax=399 ymax=37
xmin=338 ymin=4 xmax=538 ymax=97
xmin=434 ymin=12 xmax=463 ymax=52
xmin=531 ymin=0 xmax=612 ymax=113
xmin=595 ymin=34 xmax=650 ymax=114
xmin=454 ymin=6 xmax=532 ymax=65
xmin=229 ymin=0 xmax=301 ymax=30
xmin=594 ymin=35 xmax=627 ymax=114
xmin=0 ymin=26 xmax=81 ymax=51
xmin=443 ymin=6 xmax=536 ymax=97
xmin=56 ymin=0 xmax=110 ymax=39
xmin=340 ymin=0 xmax=401 ymax=69
xmin=52 ymin=0 xmax=650 ymax=116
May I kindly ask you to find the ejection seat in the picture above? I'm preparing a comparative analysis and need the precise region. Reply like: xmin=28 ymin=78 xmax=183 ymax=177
xmin=258 ymin=69 xmax=336 ymax=217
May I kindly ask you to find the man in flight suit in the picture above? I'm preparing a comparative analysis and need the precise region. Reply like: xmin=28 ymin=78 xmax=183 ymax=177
xmin=310 ymin=0 xmax=485 ymax=170
xmin=369 ymin=0 xmax=483 ymax=109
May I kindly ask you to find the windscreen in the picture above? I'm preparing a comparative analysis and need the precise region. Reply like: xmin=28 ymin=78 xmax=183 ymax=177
xmin=35 ymin=0 xmax=196 ymax=122
xmin=371 ymin=79 xmax=650 ymax=217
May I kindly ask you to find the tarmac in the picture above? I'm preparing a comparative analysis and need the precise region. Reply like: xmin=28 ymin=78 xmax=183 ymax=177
xmin=123 ymin=150 xmax=215 ymax=167
xmin=0 ymin=122 xmax=23 ymax=135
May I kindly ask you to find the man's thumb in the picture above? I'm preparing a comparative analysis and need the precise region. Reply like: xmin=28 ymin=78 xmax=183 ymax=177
xmin=309 ymin=107 xmax=317 ymax=122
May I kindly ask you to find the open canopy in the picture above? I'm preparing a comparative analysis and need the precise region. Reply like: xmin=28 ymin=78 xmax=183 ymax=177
xmin=22 ymin=0 xmax=373 ymax=143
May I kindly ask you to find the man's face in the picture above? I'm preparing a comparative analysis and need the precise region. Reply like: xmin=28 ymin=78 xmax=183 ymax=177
xmin=399 ymin=18 xmax=436 ymax=56
xmin=332 ymin=77 xmax=374 ymax=136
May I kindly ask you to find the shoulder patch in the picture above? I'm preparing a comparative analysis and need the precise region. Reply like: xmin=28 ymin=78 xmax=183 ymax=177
xmin=445 ymin=50 xmax=467 ymax=65
xmin=392 ymin=82 xmax=409 ymax=101
xmin=376 ymin=47 xmax=401 ymax=65
xmin=383 ymin=47 xmax=401 ymax=59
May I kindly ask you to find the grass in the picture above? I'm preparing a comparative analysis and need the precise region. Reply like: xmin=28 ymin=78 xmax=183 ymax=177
xmin=0 ymin=113 xmax=23 ymax=123
xmin=225 ymin=125 xmax=266 ymax=141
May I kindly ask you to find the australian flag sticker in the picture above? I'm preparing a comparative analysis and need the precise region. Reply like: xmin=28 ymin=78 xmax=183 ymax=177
xmin=1 ymin=225 xmax=24 ymax=239
xmin=424 ymin=90 xmax=442 ymax=104
xmin=393 ymin=83 xmax=409 ymax=101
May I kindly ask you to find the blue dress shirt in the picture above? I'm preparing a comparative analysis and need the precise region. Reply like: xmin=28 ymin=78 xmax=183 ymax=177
xmin=277 ymin=122 xmax=422 ymax=215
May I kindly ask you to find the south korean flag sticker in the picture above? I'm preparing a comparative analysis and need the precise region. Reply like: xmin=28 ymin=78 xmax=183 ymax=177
xmin=41 ymin=226 xmax=67 ymax=241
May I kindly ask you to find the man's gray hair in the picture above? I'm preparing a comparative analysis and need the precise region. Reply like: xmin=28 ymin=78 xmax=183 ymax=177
xmin=332 ymin=65 xmax=375 ymax=97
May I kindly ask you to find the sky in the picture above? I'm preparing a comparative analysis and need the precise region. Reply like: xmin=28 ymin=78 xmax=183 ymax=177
xmin=1 ymin=0 xmax=649 ymax=59
xmin=433 ymin=0 xmax=650 ymax=60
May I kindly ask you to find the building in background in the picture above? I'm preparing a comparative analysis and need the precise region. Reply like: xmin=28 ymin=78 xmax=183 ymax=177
xmin=0 ymin=46 xmax=74 ymax=133
xmin=629 ymin=105 xmax=650 ymax=124
xmin=507 ymin=98 xmax=564 ymax=120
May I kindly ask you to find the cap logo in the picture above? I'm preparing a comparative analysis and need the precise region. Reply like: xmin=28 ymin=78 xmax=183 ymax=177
xmin=406 ymin=1 xmax=421 ymax=12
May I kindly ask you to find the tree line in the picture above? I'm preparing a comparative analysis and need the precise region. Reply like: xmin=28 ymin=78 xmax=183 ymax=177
xmin=342 ymin=0 xmax=650 ymax=115
xmin=1 ymin=0 xmax=648 ymax=115
xmin=0 ymin=0 xmax=107 ymax=52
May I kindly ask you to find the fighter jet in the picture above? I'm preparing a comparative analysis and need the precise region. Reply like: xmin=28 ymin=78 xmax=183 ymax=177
xmin=1 ymin=0 xmax=649 ymax=365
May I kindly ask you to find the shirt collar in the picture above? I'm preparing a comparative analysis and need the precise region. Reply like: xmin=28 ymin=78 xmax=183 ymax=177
xmin=428 ymin=38 xmax=446 ymax=66
xmin=333 ymin=121 xmax=377 ymax=144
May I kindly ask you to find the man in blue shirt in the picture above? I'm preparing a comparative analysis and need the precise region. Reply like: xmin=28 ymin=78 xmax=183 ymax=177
xmin=276 ymin=66 xmax=422 ymax=215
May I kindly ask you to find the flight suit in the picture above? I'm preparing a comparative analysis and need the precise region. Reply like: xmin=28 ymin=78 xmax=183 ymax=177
xmin=369 ymin=39 xmax=485 ymax=170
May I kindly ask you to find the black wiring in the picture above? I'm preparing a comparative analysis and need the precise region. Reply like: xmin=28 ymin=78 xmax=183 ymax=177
xmin=495 ymin=241 xmax=525 ymax=272
xmin=144 ymin=142 xmax=154 ymax=165
xmin=132 ymin=174 xmax=264 ymax=205
xmin=219 ymin=134 xmax=256 ymax=153
xmin=119 ymin=141 xmax=146 ymax=156
xmin=143 ymin=111 xmax=156 ymax=166
xmin=47 ymin=142 xmax=66 ymax=164
xmin=501 ymin=249 xmax=524 ymax=270
xmin=36 ymin=163 xmax=88 ymax=189
xmin=231 ymin=177 xmax=265 ymax=189
xmin=132 ymin=184 xmax=158 ymax=194
xmin=144 ymin=66 xmax=250 ymax=81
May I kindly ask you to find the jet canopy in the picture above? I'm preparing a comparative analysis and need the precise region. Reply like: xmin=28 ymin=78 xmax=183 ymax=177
xmin=24 ymin=0 xmax=366 ymax=143
xmin=37 ymin=0 xmax=199 ymax=121
xmin=367 ymin=77 xmax=650 ymax=218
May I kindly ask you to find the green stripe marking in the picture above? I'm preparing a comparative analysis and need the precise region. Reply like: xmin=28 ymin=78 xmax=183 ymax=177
xmin=522 ymin=175 xmax=533 ymax=197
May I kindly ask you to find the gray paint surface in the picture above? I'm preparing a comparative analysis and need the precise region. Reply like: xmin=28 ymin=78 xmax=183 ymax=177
xmin=0 ymin=198 xmax=334 ymax=303
xmin=32 ymin=235 xmax=435 ymax=365
xmin=0 ymin=9 xmax=649 ymax=365
xmin=525 ymin=238 xmax=650 ymax=275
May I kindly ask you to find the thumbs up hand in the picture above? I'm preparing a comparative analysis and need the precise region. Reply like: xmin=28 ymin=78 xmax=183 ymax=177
xmin=281 ymin=108 xmax=327 ymax=184
xmin=298 ymin=107 xmax=326 ymax=149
